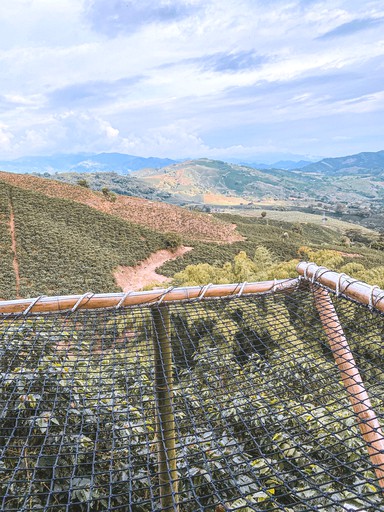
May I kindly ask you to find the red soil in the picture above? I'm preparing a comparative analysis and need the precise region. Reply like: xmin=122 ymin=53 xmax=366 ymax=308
xmin=9 ymin=198 xmax=21 ymax=298
xmin=114 ymin=246 xmax=192 ymax=291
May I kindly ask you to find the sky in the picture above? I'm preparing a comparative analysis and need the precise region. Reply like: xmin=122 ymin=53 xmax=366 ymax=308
xmin=0 ymin=0 xmax=383 ymax=163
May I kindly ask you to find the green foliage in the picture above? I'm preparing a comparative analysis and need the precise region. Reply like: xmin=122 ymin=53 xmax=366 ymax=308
xmin=0 ymin=188 xmax=16 ymax=299
xmin=101 ymin=186 xmax=116 ymax=202
xmin=164 ymin=232 xmax=182 ymax=252
xmin=0 ymin=182 xmax=176 ymax=298
xmin=160 ymin=212 xmax=383 ymax=279
xmin=1 ymin=295 xmax=383 ymax=510
xmin=77 ymin=178 xmax=89 ymax=188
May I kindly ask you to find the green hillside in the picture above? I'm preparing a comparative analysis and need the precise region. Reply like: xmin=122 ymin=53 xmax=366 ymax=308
xmin=0 ymin=181 xmax=175 ymax=299
xmin=0 ymin=174 xmax=382 ymax=301
xmin=136 ymin=158 xmax=384 ymax=207
xmin=159 ymin=213 xmax=383 ymax=278
xmin=47 ymin=171 xmax=186 ymax=205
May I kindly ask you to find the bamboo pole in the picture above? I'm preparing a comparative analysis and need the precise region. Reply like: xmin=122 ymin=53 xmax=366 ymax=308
xmin=0 ymin=278 xmax=299 ymax=315
xmin=152 ymin=306 xmax=179 ymax=511
xmin=297 ymin=262 xmax=384 ymax=314
xmin=312 ymin=285 xmax=384 ymax=489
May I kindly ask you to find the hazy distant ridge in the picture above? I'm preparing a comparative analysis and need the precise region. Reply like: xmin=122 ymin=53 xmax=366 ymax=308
xmin=301 ymin=150 xmax=384 ymax=174
xmin=0 ymin=153 xmax=178 ymax=174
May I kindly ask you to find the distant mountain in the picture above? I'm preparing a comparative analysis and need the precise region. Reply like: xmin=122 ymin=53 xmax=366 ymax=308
xmin=0 ymin=153 xmax=178 ymax=174
xmin=136 ymin=158 xmax=323 ymax=204
xmin=241 ymin=160 xmax=312 ymax=170
xmin=301 ymin=150 xmax=384 ymax=174
xmin=136 ymin=157 xmax=384 ymax=206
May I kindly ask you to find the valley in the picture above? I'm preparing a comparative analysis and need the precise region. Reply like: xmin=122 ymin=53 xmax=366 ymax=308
xmin=0 ymin=149 xmax=383 ymax=300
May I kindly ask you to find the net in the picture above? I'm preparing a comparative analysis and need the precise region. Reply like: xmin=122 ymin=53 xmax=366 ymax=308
xmin=0 ymin=281 xmax=383 ymax=511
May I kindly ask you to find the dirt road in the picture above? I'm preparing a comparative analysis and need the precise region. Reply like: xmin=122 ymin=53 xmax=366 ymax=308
xmin=114 ymin=246 xmax=192 ymax=291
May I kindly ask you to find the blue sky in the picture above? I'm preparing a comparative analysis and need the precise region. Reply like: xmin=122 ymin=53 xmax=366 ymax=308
xmin=0 ymin=0 xmax=383 ymax=162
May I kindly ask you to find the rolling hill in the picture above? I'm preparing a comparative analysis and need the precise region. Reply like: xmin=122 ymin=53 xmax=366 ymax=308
xmin=49 ymin=171 xmax=187 ymax=205
xmin=136 ymin=158 xmax=384 ymax=206
xmin=0 ymin=172 xmax=241 ymax=243
xmin=301 ymin=150 xmax=384 ymax=175
xmin=0 ymin=181 xmax=175 ymax=299
xmin=0 ymin=170 xmax=382 ymax=301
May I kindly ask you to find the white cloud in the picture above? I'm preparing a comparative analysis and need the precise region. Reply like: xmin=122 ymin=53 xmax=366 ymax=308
xmin=0 ymin=0 xmax=383 ymax=159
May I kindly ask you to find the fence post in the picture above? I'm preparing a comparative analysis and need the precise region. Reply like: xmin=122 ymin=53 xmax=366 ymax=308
xmin=313 ymin=285 xmax=384 ymax=489
xmin=152 ymin=306 xmax=179 ymax=510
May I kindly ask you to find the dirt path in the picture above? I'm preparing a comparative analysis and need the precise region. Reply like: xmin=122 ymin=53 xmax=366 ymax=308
xmin=9 ymin=197 xmax=21 ymax=298
xmin=114 ymin=246 xmax=192 ymax=291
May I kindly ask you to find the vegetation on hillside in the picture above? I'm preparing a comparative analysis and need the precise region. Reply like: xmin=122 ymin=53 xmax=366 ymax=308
xmin=48 ymin=171 xmax=184 ymax=204
xmin=0 ymin=188 xmax=16 ymax=299
xmin=160 ymin=214 xmax=383 ymax=279
xmin=136 ymin=158 xmax=384 ymax=210
xmin=173 ymin=246 xmax=384 ymax=289
xmin=0 ymin=172 xmax=241 ymax=243
xmin=0 ymin=183 xmax=176 ymax=298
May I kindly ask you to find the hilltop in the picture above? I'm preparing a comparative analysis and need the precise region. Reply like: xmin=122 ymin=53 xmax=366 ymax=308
xmin=301 ymin=150 xmax=384 ymax=174
xmin=136 ymin=157 xmax=384 ymax=207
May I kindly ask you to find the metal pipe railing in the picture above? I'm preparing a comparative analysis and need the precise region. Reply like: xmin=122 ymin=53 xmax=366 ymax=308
xmin=0 ymin=278 xmax=299 ymax=315
xmin=297 ymin=261 xmax=384 ymax=313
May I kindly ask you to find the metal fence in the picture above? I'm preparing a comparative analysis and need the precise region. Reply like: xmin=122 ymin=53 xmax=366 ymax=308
xmin=0 ymin=263 xmax=384 ymax=511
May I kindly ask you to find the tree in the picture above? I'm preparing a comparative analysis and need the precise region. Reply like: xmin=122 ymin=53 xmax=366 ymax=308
xmin=77 ymin=178 xmax=89 ymax=188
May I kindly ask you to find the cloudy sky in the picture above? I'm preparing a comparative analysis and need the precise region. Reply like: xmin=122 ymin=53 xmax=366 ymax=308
xmin=0 ymin=0 xmax=383 ymax=162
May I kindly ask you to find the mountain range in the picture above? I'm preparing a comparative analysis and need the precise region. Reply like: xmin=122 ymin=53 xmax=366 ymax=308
xmin=0 ymin=153 xmax=178 ymax=174
xmin=300 ymin=150 xmax=384 ymax=174
xmin=1 ymin=149 xmax=383 ymax=176
xmin=135 ymin=155 xmax=384 ymax=207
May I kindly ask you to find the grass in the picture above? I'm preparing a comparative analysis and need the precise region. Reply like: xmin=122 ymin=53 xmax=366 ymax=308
xmin=223 ymin=208 xmax=377 ymax=234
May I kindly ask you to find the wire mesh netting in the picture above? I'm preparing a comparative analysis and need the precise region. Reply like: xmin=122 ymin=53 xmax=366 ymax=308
xmin=0 ymin=282 xmax=384 ymax=511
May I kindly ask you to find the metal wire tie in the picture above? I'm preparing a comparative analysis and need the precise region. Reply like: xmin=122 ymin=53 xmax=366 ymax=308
xmin=71 ymin=292 xmax=95 ymax=313
xmin=369 ymin=285 xmax=380 ymax=310
xmin=198 ymin=283 xmax=212 ymax=301
xmin=336 ymin=273 xmax=347 ymax=297
xmin=157 ymin=287 xmax=173 ymax=305
xmin=311 ymin=266 xmax=331 ymax=284
xmin=23 ymin=295 xmax=45 ymax=315
xmin=115 ymin=291 xmax=134 ymax=309
xmin=373 ymin=290 xmax=384 ymax=309
xmin=237 ymin=281 xmax=247 ymax=297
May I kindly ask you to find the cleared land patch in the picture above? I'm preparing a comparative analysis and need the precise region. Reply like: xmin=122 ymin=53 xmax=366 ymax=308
xmin=114 ymin=246 xmax=192 ymax=291
xmin=222 ymin=208 xmax=377 ymax=234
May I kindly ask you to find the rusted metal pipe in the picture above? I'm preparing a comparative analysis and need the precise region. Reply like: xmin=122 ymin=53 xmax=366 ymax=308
xmin=152 ymin=306 xmax=179 ymax=510
xmin=0 ymin=278 xmax=299 ymax=315
xmin=312 ymin=285 xmax=384 ymax=489
xmin=297 ymin=262 xmax=384 ymax=314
